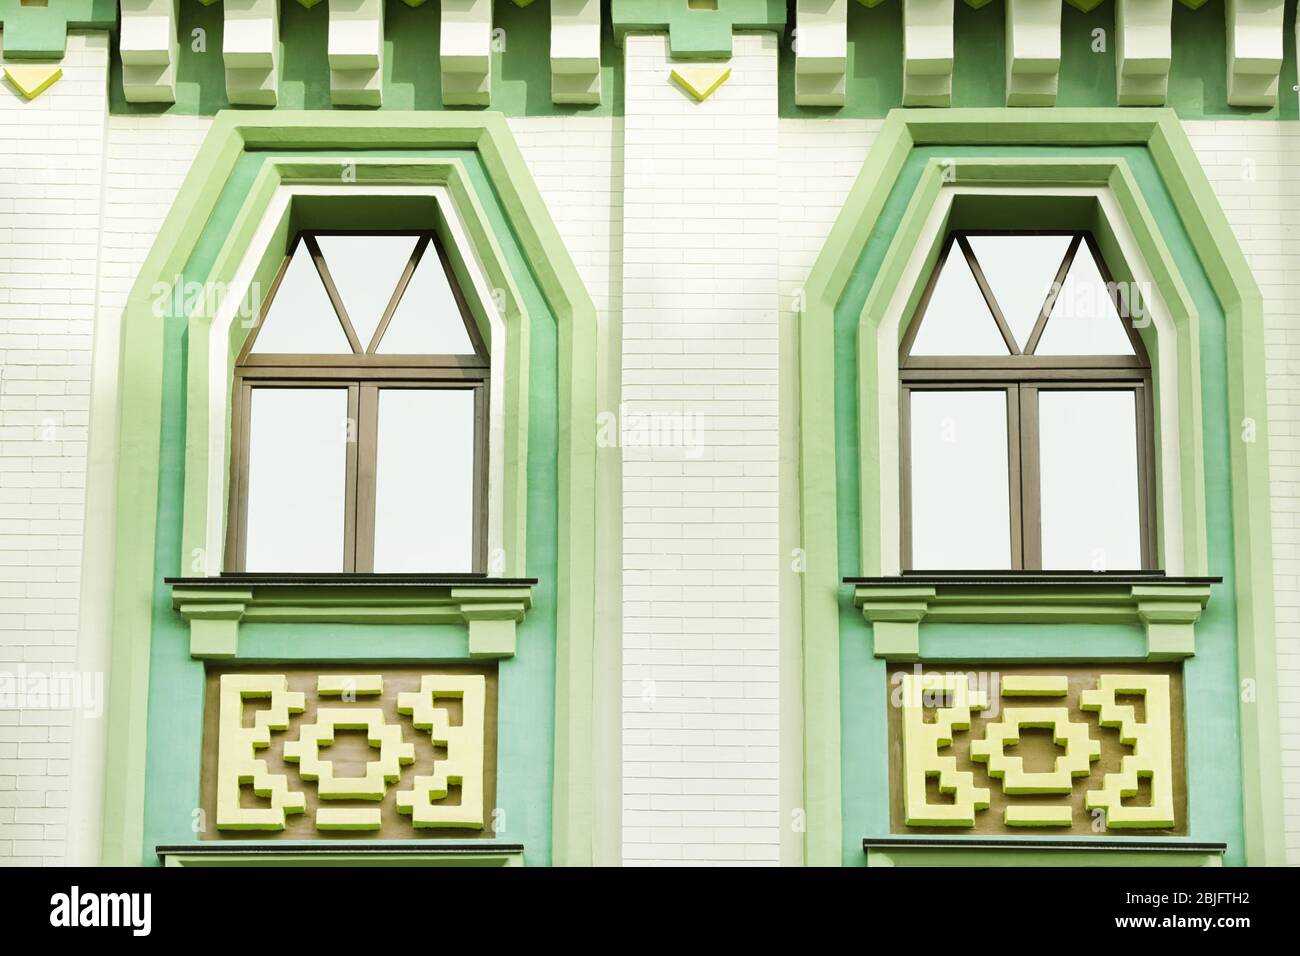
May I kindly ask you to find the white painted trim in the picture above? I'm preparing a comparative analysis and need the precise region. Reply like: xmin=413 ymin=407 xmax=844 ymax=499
xmin=199 ymin=184 xmax=510 ymax=576
xmin=872 ymin=184 xmax=1186 ymax=576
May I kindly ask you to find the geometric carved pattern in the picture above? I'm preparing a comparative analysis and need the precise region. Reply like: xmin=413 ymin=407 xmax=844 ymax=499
xmin=396 ymin=675 xmax=487 ymax=829
xmin=893 ymin=667 xmax=1184 ymax=834
xmin=1081 ymin=674 xmax=1175 ymax=828
xmin=971 ymin=708 xmax=1101 ymax=794
xmin=899 ymin=672 xmax=991 ymax=826
xmin=215 ymin=674 xmax=307 ymax=830
xmin=283 ymin=707 xmax=415 ymax=799
xmin=210 ymin=669 xmax=490 ymax=835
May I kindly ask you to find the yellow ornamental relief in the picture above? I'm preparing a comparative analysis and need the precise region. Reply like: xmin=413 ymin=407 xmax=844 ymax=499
xmin=208 ymin=669 xmax=492 ymax=837
xmin=397 ymin=675 xmax=488 ymax=829
xmin=899 ymin=673 xmax=991 ymax=827
xmin=971 ymin=708 xmax=1101 ymax=795
xmin=1081 ymin=675 xmax=1176 ymax=829
xmin=215 ymin=674 xmax=308 ymax=830
xmin=893 ymin=667 xmax=1184 ymax=835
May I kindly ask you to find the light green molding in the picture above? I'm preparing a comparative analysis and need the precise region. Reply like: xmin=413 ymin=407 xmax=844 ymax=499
xmin=102 ymin=112 xmax=603 ymax=867
xmin=178 ymin=158 xmax=532 ymax=582
xmin=852 ymin=580 xmax=1213 ymax=661
xmin=863 ymin=838 xmax=1225 ymax=866
xmin=859 ymin=156 xmax=1209 ymax=579
xmin=170 ymin=582 xmax=535 ymax=659
xmin=610 ymin=0 xmax=787 ymax=58
xmin=158 ymin=844 xmax=525 ymax=866
xmin=797 ymin=108 xmax=1285 ymax=867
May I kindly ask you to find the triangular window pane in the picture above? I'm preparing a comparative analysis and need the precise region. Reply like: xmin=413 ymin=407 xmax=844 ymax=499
xmin=251 ymin=244 xmax=352 ymax=354
xmin=377 ymin=249 xmax=477 ymax=355
xmin=909 ymin=247 xmax=1011 ymax=356
xmin=317 ymin=235 xmax=420 ymax=350
xmin=967 ymin=234 xmax=1073 ymax=350
xmin=1034 ymin=246 xmax=1136 ymax=356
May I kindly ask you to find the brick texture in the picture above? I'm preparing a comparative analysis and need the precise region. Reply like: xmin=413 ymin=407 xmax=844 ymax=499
xmin=0 ymin=33 xmax=109 ymax=865
xmin=620 ymin=33 xmax=782 ymax=865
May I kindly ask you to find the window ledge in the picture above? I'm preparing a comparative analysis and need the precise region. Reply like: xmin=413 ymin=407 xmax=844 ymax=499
xmin=165 ymin=574 xmax=537 ymax=660
xmin=862 ymin=836 xmax=1226 ymax=868
xmin=846 ymin=573 xmax=1220 ymax=661
xmin=156 ymin=841 xmax=525 ymax=867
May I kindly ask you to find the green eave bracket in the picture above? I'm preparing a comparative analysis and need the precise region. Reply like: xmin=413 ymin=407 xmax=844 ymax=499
xmin=0 ymin=0 xmax=116 ymax=60
xmin=610 ymin=0 xmax=786 ymax=59
xmin=167 ymin=575 xmax=537 ymax=661
xmin=849 ymin=574 xmax=1219 ymax=662
xmin=862 ymin=836 xmax=1226 ymax=867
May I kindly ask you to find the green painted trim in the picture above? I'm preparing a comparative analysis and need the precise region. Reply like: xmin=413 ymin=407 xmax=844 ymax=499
xmin=102 ymin=111 xmax=604 ymax=867
xmin=611 ymin=0 xmax=787 ymax=58
xmin=170 ymin=582 xmax=534 ymax=660
xmin=852 ymin=581 xmax=1212 ymax=661
xmin=857 ymin=157 xmax=1210 ymax=577
xmin=158 ymin=844 xmax=525 ymax=866
xmin=178 ymin=157 xmax=534 ymax=582
xmin=0 ymin=0 xmax=114 ymax=59
xmin=107 ymin=0 xmax=625 ymax=117
xmin=865 ymin=843 xmax=1223 ymax=866
xmin=797 ymin=108 xmax=1285 ymax=867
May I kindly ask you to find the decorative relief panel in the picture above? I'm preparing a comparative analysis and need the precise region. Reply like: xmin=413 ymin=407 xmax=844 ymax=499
xmin=201 ymin=665 xmax=496 ymax=840
xmin=887 ymin=664 xmax=1185 ymax=835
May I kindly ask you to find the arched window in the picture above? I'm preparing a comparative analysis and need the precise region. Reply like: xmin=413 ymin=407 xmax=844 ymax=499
xmin=899 ymin=232 xmax=1155 ymax=572
xmin=226 ymin=231 xmax=488 ymax=574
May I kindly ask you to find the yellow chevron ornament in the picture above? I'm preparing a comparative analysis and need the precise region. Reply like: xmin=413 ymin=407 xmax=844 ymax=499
xmin=3 ymin=64 xmax=62 ymax=101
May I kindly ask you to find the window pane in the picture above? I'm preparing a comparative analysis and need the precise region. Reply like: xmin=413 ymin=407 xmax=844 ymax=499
xmin=372 ymin=389 xmax=476 ymax=572
xmin=1038 ymin=390 xmax=1142 ymax=570
xmin=909 ymin=390 xmax=1012 ymax=569
xmin=316 ymin=235 xmax=420 ymax=351
xmin=244 ymin=388 xmax=349 ymax=571
xmin=377 ymin=249 xmax=477 ymax=355
xmin=251 ymin=244 xmax=352 ymax=354
xmin=966 ymin=234 xmax=1073 ymax=350
xmin=1034 ymin=246 xmax=1135 ymax=356
xmin=908 ymin=246 xmax=1010 ymax=356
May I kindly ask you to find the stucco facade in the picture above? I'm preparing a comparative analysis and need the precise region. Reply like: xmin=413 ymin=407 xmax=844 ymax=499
xmin=0 ymin=0 xmax=1294 ymax=866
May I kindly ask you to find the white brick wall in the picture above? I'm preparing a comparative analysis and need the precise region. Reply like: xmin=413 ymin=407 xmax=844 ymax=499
xmin=0 ymin=32 xmax=109 ymax=865
xmin=1183 ymin=119 xmax=1300 ymax=866
xmin=620 ymin=32 xmax=782 ymax=865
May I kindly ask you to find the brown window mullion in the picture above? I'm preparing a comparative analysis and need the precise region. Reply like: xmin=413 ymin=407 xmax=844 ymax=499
xmin=1007 ymin=385 xmax=1024 ymax=571
xmin=226 ymin=380 xmax=255 ymax=572
xmin=352 ymin=384 xmax=379 ymax=572
xmin=958 ymin=235 xmax=1021 ymax=355
xmin=306 ymin=234 xmax=366 ymax=355
xmin=1023 ymin=234 xmax=1081 ymax=356
xmin=1018 ymin=384 xmax=1042 ymax=570
xmin=367 ymin=235 xmax=429 ymax=354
